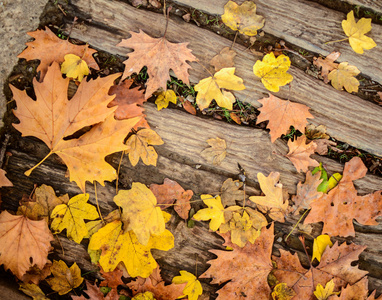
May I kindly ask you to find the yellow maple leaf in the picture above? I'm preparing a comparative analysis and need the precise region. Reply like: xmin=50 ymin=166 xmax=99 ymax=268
xmin=312 ymin=234 xmax=333 ymax=262
xmin=50 ymin=193 xmax=99 ymax=244
xmin=221 ymin=0 xmax=265 ymax=36
xmin=253 ymin=53 xmax=293 ymax=92
xmin=271 ymin=283 xmax=295 ymax=300
xmin=249 ymin=172 xmax=289 ymax=222
xmin=155 ymin=90 xmax=177 ymax=111
xmin=342 ymin=11 xmax=376 ymax=54
xmin=113 ymin=182 xmax=165 ymax=245
xmin=61 ymin=54 xmax=90 ymax=82
xmin=195 ymin=67 xmax=245 ymax=110
xmin=46 ymin=260 xmax=83 ymax=295
xmin=328 ymin=62 xmax=360 ymax=93
xmin=172 ymin=270 xmax=203 ymax=300
xmin=200 ymin=137 xmax=227 ymax=165
xmin=19 ymin=283 xmax=49 ymax=300
xmin=132 ymin=292 xmax=156 ymax=300
xmin=88 ymin=220 xmax=174 ymax=277
xmin=313 ymin=279 xmax=339 ymax=300
xmin=125 ymin=128 xmax=164 ymax=167
xmin=193 ymin=195 xmax=225 ymax=231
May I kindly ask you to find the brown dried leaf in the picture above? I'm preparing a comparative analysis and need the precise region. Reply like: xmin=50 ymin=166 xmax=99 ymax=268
xmin=328 ymin=277 xmax=368 ymax=299
xmin=313 ymin=52 xmax=340 ymax=83
xmin=200 ymin=137 xmax=227 ymax=165
xmin=72 ymin=281 xmax=119 ymax=300
xmin=314 ymin=139 xmax=337 ymax=155
xmin=21 ymin=261 xmax=52 ymax=284
xmin=0 ymin=169 xmax=12 ymax=187
xmin=292 ymin=171 xmax=323 ymax=213
xmin=210 ymin=47 xmax=237 ymax=72
xmin=220 ymin=178 xmax=244 ymax=207
xmin=305 ymin=124 xmax=330 ymax=140
xmin=100 ymin=267 xmax=124 ymax=289
xmin=286 ymin=136 xmax=319 ymax=173
xmin=182 ymin=99 xmax=196 ymax=115
xmin=230 ymin=112 xmax=241 ymax=124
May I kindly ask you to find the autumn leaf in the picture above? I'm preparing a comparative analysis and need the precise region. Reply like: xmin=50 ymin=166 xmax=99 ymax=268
xmin=46 ymin=260 xmax=83 ymax=295
xmin=100 ymin=266 xmax=124 ymax=289
xmin=220 ymin=178 xmax=245 ymax=207
xmin=11 ymin=62 xmax=141 ymax=192
xmin=328 ymin=62 xmax=360 ymax=93
xmin=128 ymin=277 xmax=186 ymax=300
xmin=314 ymin=279 xmax=339 ymax=300
xmin=195 ymin=67 xmax=245 ymax=110
xmin=0 ymin=169 xmax=12 ymax=187
xmin=200 ymin=224 xmax=274 ymax=299
xmin=193 ymin=195 xmax=225 ymax=231
xmin=200 ymin=137 xmax=227 ymax=165
xmin=179 ymin=97 xmax=196 ymax=115
xmin=249 ymin=172 xmax=288 ymax=222
xmin=256 ymin=94 xmax=314 ymax=142
xmin=88 ymin=220 xmax=174 ymax=277
xmin=292 ymin=171 xmax=323 ymax=213
xmin=172 ymin=270 xmax=203 ymax=300
xmin=50 ymin=193 xmax=99 ymax=244
xmin=304 ymin=157 xmax=382 ymax=237
xmin=114 ymin=182 xmax=165 ymax=245
xmin=305 ymin=124 xmax=330 ymax=140
xmin=60 ymin=54 xmax=89 ymax=82
xmin=72 ymin=281 xmax=119 ymax=300
xmin=18 ymin=27 xmax=99 ymax=81
xmin=132 ymin=292 xmax=156 ymax=300
xmin=313 ymin=52 xmax=340 ymax=84
xmin=272 ymin=283 xmax=296 ymax=300
xmin=342 ymin=11 xmax=376 ymax=54
xmin=125 ymin=128 xmax=164 ymax=167
xmin=0 ymin=211 xmax=53 ymax=279
xmin=117 ymin=30 xmax=196 ymax=99
xmin=155 ymin=89 xmax=177 ymax=111
xmin=312 ymin=234 xmax=333 ymax=262
xmin=210 ymin=47 xmax=236 ymax=72
xmin=286 ymin=135 xmax=319 ymax=173
xmin=253 ymin=53 xmax=293 ymax=92
xmin=221 ymin=1 xmax=265 ymax=36
xmin=19 ymin=283 xmax=49 ymax=300
xmin=328 ymin=277 xmax=368 ymax=299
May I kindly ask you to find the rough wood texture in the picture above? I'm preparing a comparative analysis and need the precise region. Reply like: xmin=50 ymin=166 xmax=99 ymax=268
xmin=172 ymin=0 xmax=382 ymax=84
xmin=338 ymin=0 xmax=382 ymax=12
xmin=66 ymin=0 xmax=382 ymax=158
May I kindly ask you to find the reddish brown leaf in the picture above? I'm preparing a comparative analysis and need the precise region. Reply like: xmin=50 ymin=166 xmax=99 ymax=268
xmin=21 ymin=261 xmax=52 ymax=284
xmin=230 ymin=112 xmax=241 ymax=124
xmin=292 ymin=171 xmax=323 ymax=213
xmin=328 ymin=277 xmax=368 ymax=299
xmin=180 ymin=98 xmax=196 ymax=115
xmin=210 ymin=47 xmax=236 ymax=72
xmin=313 ymin=52 xmax=340 ymax=83
xmin=314 ymin=139 xmax=337 ymax=155
xmin=72 ymin=281 xmax=119 ymax=300
xmin=286 ymin=136 xmax=319 ymax=173
xmin=100 ymin=266 xmax=124 ymax=289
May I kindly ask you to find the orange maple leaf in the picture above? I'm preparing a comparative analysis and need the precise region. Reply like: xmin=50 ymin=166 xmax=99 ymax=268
xmin=72 ymin=281 xmax=119 ymax=300
xmin=117 ymin=30 xmax=196 ymax=99
xmin=304 ymin=157 xmax=382 ymax=237
xmin=11 ymin=63 xmax=140 ymax=191
xmin=256 ymin=94 xmax=314 ymax=142
xmin=313 ymin=51 xmax=340 ymax=83
xmin=99 ymin=266 xmax=124 ymax=289
xmin=18 ymin=27 xmax=99 ymax=81
xmin=286 ymin=135 xmax=319 ymax=173
xmin=200 ymin=224 xmax=274 ymax=299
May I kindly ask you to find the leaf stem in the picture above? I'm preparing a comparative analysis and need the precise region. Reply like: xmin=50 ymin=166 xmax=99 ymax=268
xmin=231 ymin=31 xmax=238 ymax=50
xmin=116 ymin=151 xmax=124 ymax=195
xmin=94 ymin=181 xmax=105 ymax=224
xmin=24 ymin=150 xmax=54 ymax=176
xmin=324 ymin=38 xmax=348 ymax=44
xmin=285 ymin=208 xmax=310 ymax=241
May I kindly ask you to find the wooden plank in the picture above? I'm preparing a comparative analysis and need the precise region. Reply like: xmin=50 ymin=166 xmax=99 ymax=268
xmin=339 ymin=0 xmax=382 ymax=13
xmin=172 ymin=0 xmax=382 ymax=84
xmin=65 ymin=0 xmax=382 ymax=157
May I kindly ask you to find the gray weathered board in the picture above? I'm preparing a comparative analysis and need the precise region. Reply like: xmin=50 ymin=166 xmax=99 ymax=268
xmin=3 ymin=0 xmax=382 ymax=298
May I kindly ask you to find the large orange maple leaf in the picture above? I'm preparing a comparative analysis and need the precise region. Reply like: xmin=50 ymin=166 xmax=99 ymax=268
xmin=117 ymin=30 xmax=196 ymax=99
xmin=11 ymin=63 xmax=140 ymax=192
xmin=200 ymin=224 xmax=274 ymax=299
xmin=304 ymin=157 xmax=382 ymax=237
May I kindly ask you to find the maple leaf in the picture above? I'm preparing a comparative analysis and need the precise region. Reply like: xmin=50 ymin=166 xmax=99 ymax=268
xmin=312 ymin=234 xmax=333 ymax=262
xmin=249 ymin=172 xmax=289 ymax=222
xmin=46 ymin=260 xmax=83 ymax=295
xmin=100 ymin=266 xmax=124 ymax=289
xmin=221 ymin=1 xmax=265 ymax=36
xmin=117 ymin=30 xmax=196 ymax=99
xmin=328 ymin=277 xmax=369 ymax=299
xmin=253 ymin=53 xmax=293 ymax=92
xmin=286 ymin=135 xmax=319 ymax=173
xmin=193 ymin=195 xmax=226 ymax=231
xmin=132 ymin=292 xmax=155 ymax=300
xmin=125 ymin=128 xmax=164 ymax=167
xmin=328 ymin=62 xmax=360 ymax=93
xmin=342 ymin=11 xmax=377 ymax=54
xmin=88 ymin=220 xmax=174 ymax=277
xmin=194 ymin=67 xmax=245 ymax=110
xmin=200 ymin=137 xmax=227 ymax=165
xmin=11 ymin=62 xmax=141 ymax=192
xmin=19 ymin=283 xmax=49 ymax=300
xmin=21 ymin=260 xmax=52 ymax=285
xmin=313 ymin=52 xmax=340 ymax=84
xmin=256 ymin=94 xmax=314 ymax=142
xmin=108 ymin=79 xmax=149 ymax=128
xmin=273 ymin=242 xmax=368 ymax=299
xmin=172 ymin=270 xmax=203 ymax=300
xmin=0 ymin=211 xmax=53 ymax=279
xmin=200 ymin=224 xmax=274 ymax=299
xmin=210 ymin=47 xmax=237 ymax=72
xmin=271 ymin=283 xmax=296 ymax=300
xmin=292 ymin=171 xmax=324 ymax=213
xmin=18 ymin=27 xmax=99 ymax=81
xmin=155 ymin=89 xmax=177 ymax=111
xmin=61 ymin=54 xmax=89 ymax=82
xmin=314 ymin=279 xmax=339 ymax=300
xmin=304 ymin=157 xmax=382 ymax=237
xmin=0 ymin=169 xmax=12 ymax=187
xmin=72 ymin=281 xmax=119 ymax=300
xmin=220 ymin=178 xmax=245 ymax=207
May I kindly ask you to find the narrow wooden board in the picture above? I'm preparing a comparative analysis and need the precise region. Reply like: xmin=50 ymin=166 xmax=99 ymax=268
xmin=173 ymin=0 xmax=382 ymax=84
xmin=65 ymin=0 xmax=382 ymax=158
xmin=339 ymin=0 xmax=382 ymax=13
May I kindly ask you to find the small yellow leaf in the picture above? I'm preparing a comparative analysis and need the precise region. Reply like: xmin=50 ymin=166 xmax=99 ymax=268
xmin=195 ymin=67 xmax=245 ymax=110
xmin=328 ymin=173 xmax=342 ymax=191
xmin=200 ymin=137 xmax=227 ymax=165
xmin=221 ymin=1 xmax=265 ymax=36
xmin=155 ymin=90 xmax=177 ymax=111
xmin=46 ymin=260 xmax=83 ymax=295
xmin=125 ymin=128 xmax=164 ymax=167
xmin=313 ymin=279 xmax=339 ymax=300
xmin=61 ymin=54 xmax=89 ymax=82
xmin=342 ymin=11 xmax=376 ymax=54
xmin=271 ymin=283 xmax=295 ymax=300
xmin=173 ymin=270 xmax=203 ymax=300
xmin=193 ymin=195 xmax=225 ymax=231
xmin=132 ymin=291 xmax=156 ymax=300
xmin=328 ymin=62 xmax=360 ymax=93
xmin=253 ymin=53 xmax=293 ymax=92
xmin=19 ymin=283 xmax=49 ymax=300
xmin=312 ymin=234 xmax=333 ymax=262
xmin=50 ymin=194 xmax=99 ymax=244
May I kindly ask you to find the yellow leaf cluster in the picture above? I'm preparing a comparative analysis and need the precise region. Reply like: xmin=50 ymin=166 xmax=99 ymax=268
xmin=155 ymin=90 xmax=177 ymax=111
xmin=60 ymin=54 xmax=89 ymax=82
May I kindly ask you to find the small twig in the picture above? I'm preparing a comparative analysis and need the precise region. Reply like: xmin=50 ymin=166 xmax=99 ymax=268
xmin=116 ymin=151 xmax=124 ymax=195
xmin=163 ymin=6 xmax=172 ymax=38
xmin=324 ymin=38 xmax=348 ymax=44
xmin=285 ymin=209 xmax=310 ymax=241
xmin=0 ymin=134 xmax=10 ymax=168
xmin=67 ymin=16 xmax=78 ymax=39
xmin=231 ymin=31 xmax=238 ymax=50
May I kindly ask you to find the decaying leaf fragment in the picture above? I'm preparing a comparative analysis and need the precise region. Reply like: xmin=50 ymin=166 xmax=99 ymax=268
xmin=46 ymin=260 xmax=83 ymax=295
xmin=313 ymin=52 xmax=340 ymax=84
xmin=286 ymin=135 xmax=319 ymax=173
xmin=200 ymin=137 xmax=227 ymax=165
xmin=292 ymin=171 xmax=323 ymax=213
xmin=222 ymin=1 xmax=265 ymax=36
xmin=0 ymin=169 xmax=12 ymax=187
xmin=220 ymin=178 xmax=244 ymax=207
xmin=210 ymin=47 xmax=237 ymax=72
xmin=271 ymin=283 xmax=296 ymax=300
xmin=72 ymin=281 xmax=119 ymax=300
xmin=328 ymin=62 xmax=360 ymax=93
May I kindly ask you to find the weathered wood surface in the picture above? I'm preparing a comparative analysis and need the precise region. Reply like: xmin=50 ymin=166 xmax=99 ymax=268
xmin=172 ymin=0 xmax=382 ymax=84
xmin=3 ymin=103 xmax=382 ymax=295
xmin=337 ymin=0 xmax=382 ymax=13
xmin=65 ymin=0 xmax=382 ymax=158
